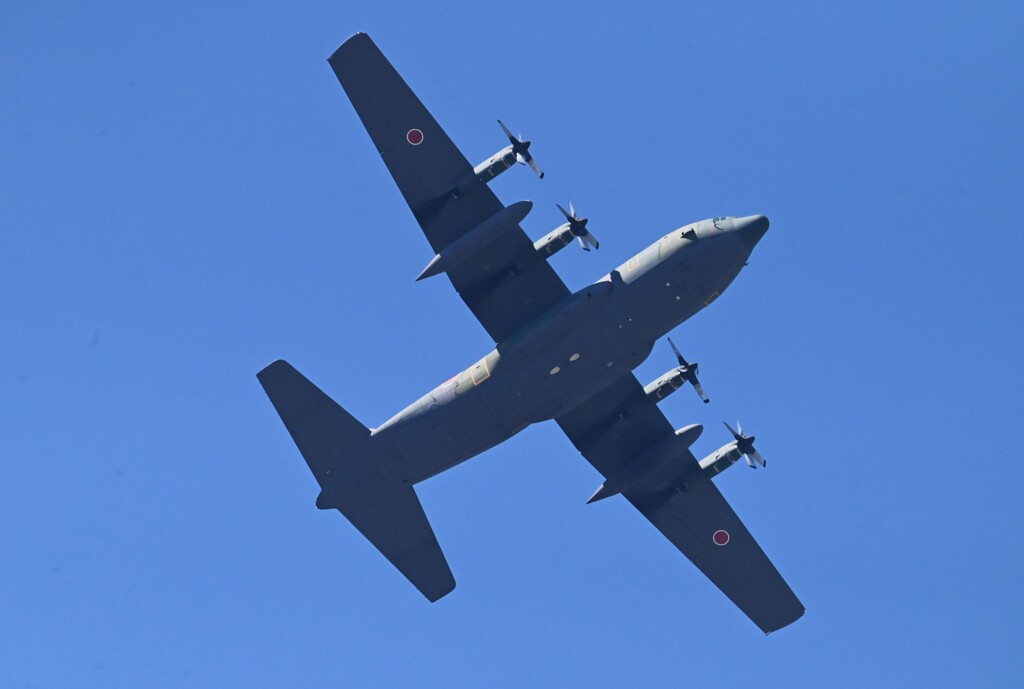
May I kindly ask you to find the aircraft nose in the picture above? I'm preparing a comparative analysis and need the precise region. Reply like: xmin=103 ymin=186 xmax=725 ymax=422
xmin=735 ymin=214 xmax=770 ymax=249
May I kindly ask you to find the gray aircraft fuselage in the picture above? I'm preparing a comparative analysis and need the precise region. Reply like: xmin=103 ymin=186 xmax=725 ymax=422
xmin=372 ymin=214 xmax=769 ymax=484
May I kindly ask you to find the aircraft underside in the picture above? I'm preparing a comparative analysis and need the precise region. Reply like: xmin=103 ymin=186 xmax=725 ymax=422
xmin=257 ymin=32 xmax=802 ymax=634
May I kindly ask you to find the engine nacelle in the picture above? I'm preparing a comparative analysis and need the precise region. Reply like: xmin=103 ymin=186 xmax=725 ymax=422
xmin=508 ymin=223 xmax=574 ymax=274
xmin=474 ymin=146 xmax=518 ymax=183
xmin=698 ymin=442 xmax=743 ymax=479
xmin=445 ymin=146 xmax=517 ymax=199
xmin=533 ymin=223 xmax=576 ymax=257
xmin=644 ymin=368 xmax=687 ymax=402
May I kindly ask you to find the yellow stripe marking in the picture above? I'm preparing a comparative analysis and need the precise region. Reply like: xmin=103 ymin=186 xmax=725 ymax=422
xmin=471 ymin=355 xmax=491 ymax=385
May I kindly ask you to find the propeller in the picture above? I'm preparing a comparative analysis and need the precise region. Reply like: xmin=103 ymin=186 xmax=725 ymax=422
xmin=498 ymin=119 xmax=544 ymax=179
xmin=667 ymin=337 xmax=709 ymax=403
xmin=556 ymin=202 xmax=600 ymax=251
xmin=723 ymin=420 xmax=767 ymax=468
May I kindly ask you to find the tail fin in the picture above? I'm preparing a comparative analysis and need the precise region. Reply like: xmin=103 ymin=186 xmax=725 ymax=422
xmin=257 ymin=360 xmax=455 ymax=602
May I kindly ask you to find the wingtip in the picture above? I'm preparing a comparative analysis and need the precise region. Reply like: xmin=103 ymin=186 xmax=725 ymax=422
xmin=327 ymin=32 xmax=375 ymax=64
xmin=424 ymin=577 xmax=457 ymax=603
xmin=760 ymin=605 xmax=806 ymax=635
xmin=257 ymin=359 xmax=290 ymax=380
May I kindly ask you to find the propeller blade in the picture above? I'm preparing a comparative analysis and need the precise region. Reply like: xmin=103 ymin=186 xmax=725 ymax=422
xmin=692 ymin=380 xmax=709 ymax=404
xmin=745 ymin=454 xmax=757 ymax=469
xmin=723 ymin=420 xmax=740 ymax=439
xmin=667 ymin=337 xmax=688 ymax=367
xmin=737 ymin=419 xmax=744 ymax=437
xmin=499 ymin=120 xmax=541 ymax=177
xmin=558 ymin=203 xmax=592 ymax=248
xmin=749 ymin=449 xmax=767 ymax=468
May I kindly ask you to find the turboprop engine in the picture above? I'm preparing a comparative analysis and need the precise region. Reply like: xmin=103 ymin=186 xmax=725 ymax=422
xmin=532 ymin=202 xmax=600 ymax=256
xmin=698 ymin=421 xmax=767 ymax=479
xmin=644 ymin=338 xmax=709 ymax=404
xmin=447 ymin=120 xmax=544 ymax=199
xmin=511 ymin=203 xmax=601 ymax=274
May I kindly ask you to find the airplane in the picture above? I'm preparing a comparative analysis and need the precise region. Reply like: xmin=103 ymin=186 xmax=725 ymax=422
xmin=258 ymin=33 xmax=803 ymax=634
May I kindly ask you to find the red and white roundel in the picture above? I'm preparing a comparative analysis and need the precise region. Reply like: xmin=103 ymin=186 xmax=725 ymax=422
xmin=406 ymin=128 xmax=424 ymax=145
xmin=712 ymin=530 xmax=730 ymax=546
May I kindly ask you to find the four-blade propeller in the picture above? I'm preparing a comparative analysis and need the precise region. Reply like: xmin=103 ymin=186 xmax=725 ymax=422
xmin=668 ymin=337 xmax=709 ymax=403
xmin=723 ymin=420 xmax=767 ymax=469
xmin=556 ymin=202 xmax=600 ymax=251
xmin=498 ymin=119 xmax=544 ymax=179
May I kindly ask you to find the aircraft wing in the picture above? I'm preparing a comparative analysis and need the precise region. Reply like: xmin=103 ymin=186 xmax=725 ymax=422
xmin=329 ymin=34 xmax=570 ymax=342
xmin=556 ymin=375 xmax=804 ymax=633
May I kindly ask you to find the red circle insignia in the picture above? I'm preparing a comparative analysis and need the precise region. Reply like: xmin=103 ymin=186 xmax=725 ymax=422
xmin=406 ymin=128 xmax=424 ymax=145
xmin=713 ymin=530 xmax=730 ymax=546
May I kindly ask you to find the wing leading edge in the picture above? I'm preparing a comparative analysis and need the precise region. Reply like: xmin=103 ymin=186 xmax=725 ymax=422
xmin=328 ymin=33 xmax=569 ymax=343
xmin=557 ymin=375 xmax=804 ymax=633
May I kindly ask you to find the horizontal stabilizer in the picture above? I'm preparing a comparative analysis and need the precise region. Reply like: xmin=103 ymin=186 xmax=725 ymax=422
xmin=338 ymin=484 xmax=456 ymax=602
xmin=257 ymin=360 xmax=455 ymax=601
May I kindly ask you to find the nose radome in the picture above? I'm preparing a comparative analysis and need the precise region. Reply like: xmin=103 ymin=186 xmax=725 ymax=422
xmin=735 ymin=214 xmax=770 ymax=248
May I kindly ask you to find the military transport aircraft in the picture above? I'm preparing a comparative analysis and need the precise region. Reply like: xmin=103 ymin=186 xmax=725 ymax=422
xmin=258 ymin=33 xmax=803 ymax=634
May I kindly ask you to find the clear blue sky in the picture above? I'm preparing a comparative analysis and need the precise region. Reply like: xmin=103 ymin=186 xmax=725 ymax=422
xmin=3 ymin=1 xmax=1023 ymax=686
